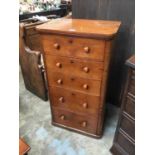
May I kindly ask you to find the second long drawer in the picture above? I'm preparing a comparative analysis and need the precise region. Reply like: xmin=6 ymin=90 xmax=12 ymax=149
xmin=45 ymin=55 xmax=104 ymax=80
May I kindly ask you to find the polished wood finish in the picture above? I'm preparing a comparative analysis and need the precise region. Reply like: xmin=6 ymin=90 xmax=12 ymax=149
xmin=45 ymin=55 xmax=104 ymax=80
xmin=37 ymin=19 xmax=121 ymax=40
xmin=49 ymin=86 xmax=100 ymax=115
xmin=41 ymin=34 xmax=106 ymax=61
xmin=19 ymin=138 xmax=30 ymax=155
xmin=47 ymin=71 xmax=101 ymax=95
xmin=52 ymin=108 xmax=98 ymax=134
xmin=37 ymin=19 xmax=120 ymax=138
xmin=110 ymin=55 xmax=135 ymax=154
xmin=19 ymin=22 xmax=48 ymax=101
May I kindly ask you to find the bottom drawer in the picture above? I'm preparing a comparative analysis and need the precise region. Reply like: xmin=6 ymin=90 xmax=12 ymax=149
xmin=52 ymin=108 xmax=98 ymax=134
xmin=116 ymin=131 xmax=135 ymax=155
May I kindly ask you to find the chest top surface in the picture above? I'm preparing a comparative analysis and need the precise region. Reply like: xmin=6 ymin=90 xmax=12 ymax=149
xmin=36 ymin=19 xmax=121 ymax=39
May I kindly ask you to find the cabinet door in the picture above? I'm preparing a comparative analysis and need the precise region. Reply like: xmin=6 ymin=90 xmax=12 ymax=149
xmin=19 ymin=24 xmax=48 ymax=101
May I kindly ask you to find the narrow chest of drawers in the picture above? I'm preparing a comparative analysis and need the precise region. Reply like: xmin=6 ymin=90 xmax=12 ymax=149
xmin=37 ymin=19 xmax=121 ymax=138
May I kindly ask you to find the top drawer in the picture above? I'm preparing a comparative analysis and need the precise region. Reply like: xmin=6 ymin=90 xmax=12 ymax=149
xmin=41 ymin=34 xmax=105 ymax=61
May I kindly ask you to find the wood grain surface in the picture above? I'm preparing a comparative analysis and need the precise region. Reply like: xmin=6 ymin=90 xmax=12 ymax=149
xmin=19 ymin=138 xmax=30 ymax=155
xmin=36 ymin=19 xmax=121 ymax=39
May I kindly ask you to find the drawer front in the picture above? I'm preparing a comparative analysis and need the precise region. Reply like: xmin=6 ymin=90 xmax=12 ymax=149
xmin=116 ymin=131 xmax=135 ymax=155
xmin=120 ymin=115 xmax=135 ymax=140
xmin=49 ymin=86 xmax=100 ymax=115
xmin=124 ymin=96 xmax=135 ymax=119
xmin=42 ymin=35 xmax=105 ymax=61
xmin=128 ymin=70 xmax=135 ymax=96
xmin=47 ymin=71 xmax=101 ymax=95
xmin=45 ymin=55 xmax=104 ymax=80
xmin=52 ymin=107 xmax=98 ymax=134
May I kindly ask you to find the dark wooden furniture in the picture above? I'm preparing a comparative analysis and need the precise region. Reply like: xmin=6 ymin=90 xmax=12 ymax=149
xmin=19 ymin=21 xmax=48 ymax=101
xmin=37 ymin=19 xmax=121 ymax=138
xmin=19 ymin=138 xmax=30 ymax=155
xmin=110 ymin=55 xmax=135 ymax=154
xmin=72 ymin=0 xmax=135 ymax=107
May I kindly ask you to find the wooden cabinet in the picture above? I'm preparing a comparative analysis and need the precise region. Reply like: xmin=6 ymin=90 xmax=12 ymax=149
xmin=19 ymin=21 xmax=48 ymax=101
xmin=37 ymin=19 xmax=121 ymax=138
xmin=110 ymin=55 xmax=135 ymax=154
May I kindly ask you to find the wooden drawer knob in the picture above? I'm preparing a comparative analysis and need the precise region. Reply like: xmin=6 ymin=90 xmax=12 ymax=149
xmin=83 ymin=84 xmax=88 ymax=89
xmin=60 ymin=115 xmax=65 ymax=120
xmin=54 ymin=43 xmax=60 ymax=49
xmin=83 ymin=67 xmax=89 ymax=73
xmin=57 ymin=79 xmax=62 ymax=84
xmin=59 ymin=97 xmax=64 ymax=103
xmin=81 ymin=121 xmax=87 ymax=127
xmin=84 ymin=47 xmax=89 ymax=53
xmin=82 ymin=102 xmax=88 ymax=108
xmin=56 ymin=62 xmax=62 ymax=68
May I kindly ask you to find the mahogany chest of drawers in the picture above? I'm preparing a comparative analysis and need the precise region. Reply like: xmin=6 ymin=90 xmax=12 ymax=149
xmin=110 ymin=55 xmax=135 ymax=154
xmin=37 ymin=19 xmax=121 ymax=138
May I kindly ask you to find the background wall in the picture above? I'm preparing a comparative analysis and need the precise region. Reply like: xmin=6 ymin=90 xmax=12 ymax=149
xmin=72 ymin=0 xmax=135 ymax=106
